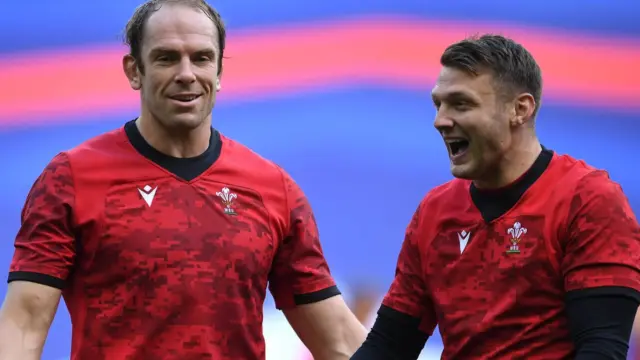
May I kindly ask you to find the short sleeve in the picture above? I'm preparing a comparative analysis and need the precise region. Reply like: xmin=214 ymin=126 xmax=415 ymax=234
xmin=382 ymin=202 xmax=437 ymax=334
xmin=268 ymin=173 xmax=337 ymax=310
xmin=563 ymin=170 xmax=640 ymax=293
xmin=8 ymin=152 xmax=77 ymax=289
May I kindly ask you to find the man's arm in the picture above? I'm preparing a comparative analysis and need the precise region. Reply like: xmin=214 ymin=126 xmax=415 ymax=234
xmin=268 ymin=171 xmax=365 ymax=359
xmin=284 ymin=295 xmax=367 ymax=360
xmin=352 ymin=201 xmax=435 ymax=360
xmin=563 ymin=170 xmax=640 ymax=359
xmin=565 ymin=287 xmax=639 ymax=360
xmin=352 ymin=305 xmax=429 ymax=360
xmin=0 ymin=153 xmax=77 ymax=359
xmin=635 ymin=306 xmax=640 ymax=334
xmin=0 ymin=282 xmax=62 ymax=360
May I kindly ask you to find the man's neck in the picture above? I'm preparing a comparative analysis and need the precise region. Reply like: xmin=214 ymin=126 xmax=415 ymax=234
xmin=135 ymin=115 xmax=211 ymax=158
xmin=473 ymin=138 xmax=543 ymax=190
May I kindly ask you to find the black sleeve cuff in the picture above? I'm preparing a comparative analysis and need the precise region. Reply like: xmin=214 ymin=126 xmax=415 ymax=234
xmin=566 ymin=286 xmax=640 ymax=360
xmin=293 ymin=285 xmax=341 ymax=305
xmin=351 ymin=305 xmax=428 ymax=360
xmin=7 ymin=271 xmax=65 ymax=290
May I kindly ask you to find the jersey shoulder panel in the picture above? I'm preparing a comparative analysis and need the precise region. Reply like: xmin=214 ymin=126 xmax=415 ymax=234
xmin=537 ymin=153 xmax=623 ymax=249
xmin=421 ymin=177 xmax=473 ymax=218
xmin=542 ymin=153 xmax=612 ymax=216
xmin=217 ymin=134 xmax=292 ymax=228
xmin=218 ymin=133 xmax=289 ymax=194
xmin=218 ymin=134 xmax=285 ymax=175
xmin=65 ymin=126 xmax=131 ymax=160
xmin=410 ymin=178 xmax=472 ymax=248
xmin=62 ymin=126 xmax=146 ymax=224
xmin=64 ymin=126 xmax=137 ymax=178
xmin=546 ymin=153 xmax=602 ymax=188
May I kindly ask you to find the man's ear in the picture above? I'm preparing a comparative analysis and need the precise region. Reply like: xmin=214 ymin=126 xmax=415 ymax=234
xmin=510 ymin=92 xmax=536 ymax=127
xmin=123 ymin=54 xmax=142 ymax=90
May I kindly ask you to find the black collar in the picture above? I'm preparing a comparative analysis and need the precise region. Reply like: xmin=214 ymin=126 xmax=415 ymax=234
xmin=124 ymin=119 xmax=222 ymax=181
xmin=470 ymin=148 xmax=553 ymax=222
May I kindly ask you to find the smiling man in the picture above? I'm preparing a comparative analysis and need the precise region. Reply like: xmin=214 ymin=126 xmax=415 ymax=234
xmin=351 ymin=34 xmax=640 ymax=359
xmin=0 ymin=1 xmax=366 ymax=359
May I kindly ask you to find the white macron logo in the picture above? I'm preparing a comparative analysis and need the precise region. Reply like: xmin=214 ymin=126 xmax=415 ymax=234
xmin=458 ymin=230 xmax=471 ymax=253
xmin=138 ymin=185 xmax=157 ymax=207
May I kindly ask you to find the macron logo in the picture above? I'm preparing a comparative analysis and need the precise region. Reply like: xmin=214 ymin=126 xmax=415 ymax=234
xmin=138 ymin=185 xmax=157 ymax=207
xmin=458 ymin=230 xmax=471 ymax=254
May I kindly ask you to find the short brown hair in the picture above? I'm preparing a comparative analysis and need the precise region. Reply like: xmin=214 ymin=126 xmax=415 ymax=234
xmin=124 ymin=0 xmax=226 ymax=75
xmin=441 ymin=34 xmax=542 ymax=117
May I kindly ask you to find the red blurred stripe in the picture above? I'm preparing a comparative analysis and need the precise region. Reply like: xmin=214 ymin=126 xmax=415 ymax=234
xmin=1 ymin=17 xmax=639 ymax=125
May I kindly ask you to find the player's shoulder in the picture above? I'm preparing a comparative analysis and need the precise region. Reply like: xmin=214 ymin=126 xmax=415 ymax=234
xmin=419 ymin=177 xmax=471 ymax=210
xmin=63 ymin=126 xmax=129 ymax=165
xmin=218 ymin=133 xmax=291 ymax=190
xmin=405 ymin=178 xmax=471 ymax=231
xmin=548 ymin=152 xmax=618 ymax=196
xmin=40 ymin=126 xmax=127 ymax=180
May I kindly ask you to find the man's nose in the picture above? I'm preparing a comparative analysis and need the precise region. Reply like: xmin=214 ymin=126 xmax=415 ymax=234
xmin=434 ymin=111 xmax=455 ymax=132
xmin=175 ymin=58 xmax=196 ymax=84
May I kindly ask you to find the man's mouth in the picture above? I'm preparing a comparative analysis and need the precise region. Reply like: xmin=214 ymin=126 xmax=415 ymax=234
xmin=446 ymin=138 xmax=470 ymax=158
xmin=169 ymin=94 xmax=202 ymax=103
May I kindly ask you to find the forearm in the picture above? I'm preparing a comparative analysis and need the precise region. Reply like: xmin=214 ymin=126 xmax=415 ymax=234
xmin=284 ymin=294 xmax=368 ymax=359
xmin=0 ymin=311 xmax=47 ymax=360
xmin=352 ymin=305 xmax=429 ymax=360
xmin=311 ymin=315 xmax=367 ymax=360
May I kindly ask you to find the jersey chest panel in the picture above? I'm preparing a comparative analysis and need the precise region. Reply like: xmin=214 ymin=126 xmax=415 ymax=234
xmin=424 ymin=201 xmax=568 ymax=338
xmin=76 ymin=178 xmax=277 ymax=304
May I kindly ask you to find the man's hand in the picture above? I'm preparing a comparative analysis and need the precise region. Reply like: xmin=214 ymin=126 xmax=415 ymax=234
xmin=284 ymin=295 xmax=367 ymax=360
xmin=0 ymin=281 xmax=61 ymax=360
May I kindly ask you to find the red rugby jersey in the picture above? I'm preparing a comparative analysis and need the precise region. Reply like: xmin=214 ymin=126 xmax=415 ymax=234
xmin=383 ymin=151 xmax=640 ymax=359
xmin=9 ymin=121 xmax=337 ymax=359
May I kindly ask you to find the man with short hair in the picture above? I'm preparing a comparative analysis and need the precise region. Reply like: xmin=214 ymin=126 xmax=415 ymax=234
xmin=0 ymin=1 xmax=366 ymax=359
xmin=351 ymin=34 xmax=640 ymax=359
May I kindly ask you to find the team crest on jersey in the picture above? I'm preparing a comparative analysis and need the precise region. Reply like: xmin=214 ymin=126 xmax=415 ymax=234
xmin=506 ymin=221 xmax=527 ymax=254
xmin=216 ymin=187 xmax=238 ymax=215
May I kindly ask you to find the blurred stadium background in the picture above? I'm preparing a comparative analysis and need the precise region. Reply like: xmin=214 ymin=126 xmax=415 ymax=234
xmin=1 ymin=0 xmax=639 ymax=359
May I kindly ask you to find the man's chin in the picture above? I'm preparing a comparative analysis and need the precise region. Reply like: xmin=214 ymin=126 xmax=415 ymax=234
xmin=450 ymin=162 xmax=477 ymax=180
xmin=162 ymin=113 xmax=210 ymax=129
